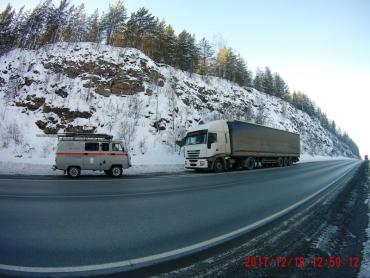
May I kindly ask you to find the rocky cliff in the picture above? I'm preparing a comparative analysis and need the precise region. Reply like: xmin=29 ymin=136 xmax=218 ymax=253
xmin=0 ymin=42 xmax=358 ymax=163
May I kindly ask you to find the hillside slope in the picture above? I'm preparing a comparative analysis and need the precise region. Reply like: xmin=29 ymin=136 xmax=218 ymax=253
xmin=0 ymin=42 xmax=358 ymax=164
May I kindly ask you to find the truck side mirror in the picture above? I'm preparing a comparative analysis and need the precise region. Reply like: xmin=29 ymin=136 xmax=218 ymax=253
xmin=207 ymin=142 xmax=211 ymax=149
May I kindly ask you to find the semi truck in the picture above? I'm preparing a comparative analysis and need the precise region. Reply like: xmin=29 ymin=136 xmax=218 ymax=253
xmin=184 ymin=120 xmax=300 ymax=172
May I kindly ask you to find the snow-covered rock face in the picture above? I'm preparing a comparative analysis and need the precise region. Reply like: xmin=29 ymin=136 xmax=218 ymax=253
xmin=0 ymin=42 xmax=357 ymax=164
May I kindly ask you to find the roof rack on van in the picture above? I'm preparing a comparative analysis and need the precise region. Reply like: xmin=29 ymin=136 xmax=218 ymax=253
xmin=57 ymin=133 xmax=113 ymax=141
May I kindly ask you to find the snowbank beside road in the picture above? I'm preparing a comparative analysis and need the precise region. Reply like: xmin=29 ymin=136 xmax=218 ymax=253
xmin=0 ymin=161 xmax=185 ymax=176
xmin=0 ymin=155 xmax=357 ymax=176
xmin=298 ymin=154 xmax=355 ymax=163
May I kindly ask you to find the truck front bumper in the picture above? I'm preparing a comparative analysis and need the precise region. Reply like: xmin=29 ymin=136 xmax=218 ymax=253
xmin=185 ymin=159 xmax=209 ymax=169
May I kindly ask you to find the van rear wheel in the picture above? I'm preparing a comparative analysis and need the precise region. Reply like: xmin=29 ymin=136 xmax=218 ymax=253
xmin=67 ymin=166 xmax=80 ymax=178
xmin=110 ymin=166 xmax=122 ymax=177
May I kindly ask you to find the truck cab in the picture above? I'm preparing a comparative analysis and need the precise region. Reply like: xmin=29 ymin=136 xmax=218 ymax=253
xmin=184 ymin=120 xmax=231 ymax=170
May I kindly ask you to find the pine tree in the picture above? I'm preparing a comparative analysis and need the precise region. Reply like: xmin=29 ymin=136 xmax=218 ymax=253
xmin=234 ymin=54 xmax=252 ymax=86
xmin=0 ymin=4 xmax=16 ymax=55
xmin=101 ymin=0 xmax=126 ymax=45
xmin=71 ymin=4 xmax=87 ymax=42
xmin=141 ymin=15 xmax=160 ymax=58
xmin=60 ymin=4 xmax=86 ymax=42
xmin=162 ymin=24 xmax=177 ymax=66
xmin=243 ymin=62 xmax=253 ymax=87
xmin=124 ymin=7 xmax=157 ymax=52
xmin=111 ymin=26 xmax=125 ymax=47
xmin=253 ymin=68 xmax=265 ymax=92
xmin=197 ymin=37 xmax=213 ymax=75
xmin=39 ymin=0 xmax=69 ymax=45
xmin=331 ymin=120 xmax=336 ymax=133
xmin=176 ymin=30 xmax=198 ymax=73
xmin=148 ymin=20 xmax=166 ymax=62
xmin=262 ymin=67 xmax=274 ymax=95
xmin=18 ymin=0 xmax=51 ymax=49
xmin=225 ymin=48 xmax=237 ymax=82
xmin=85 ymin=9 xmax=101 ymax=43
xmin=273 ymin=73 xmax=290 ymax=100
xmin=10 ymin=6 xmax=28 ymax=48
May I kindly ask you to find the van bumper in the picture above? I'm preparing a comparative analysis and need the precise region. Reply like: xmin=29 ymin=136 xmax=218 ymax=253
xmin=185 ymin=159 xmax=208 ymax=169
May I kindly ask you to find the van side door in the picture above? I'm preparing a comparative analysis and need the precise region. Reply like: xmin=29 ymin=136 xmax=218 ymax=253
xmin=82 ymin=142 xmax=101 ymax=170
xmin=100 ymin=142 xmax=110 ymax=171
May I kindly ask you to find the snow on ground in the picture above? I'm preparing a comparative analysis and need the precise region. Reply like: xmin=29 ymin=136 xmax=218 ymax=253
xmin=0 ymin=161 xmax=185 ymax=176
xmin=0 ymin=140 xmax=186 ymax=176
xmin=0 ymin=155 xmax=351 ymax=176
xmin=298 ymin=154 xmax=355 ymax=163
xmin=358 ymin=167 xmax=370 ymax=278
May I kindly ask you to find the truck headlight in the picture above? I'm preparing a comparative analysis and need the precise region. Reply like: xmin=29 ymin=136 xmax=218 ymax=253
xmin=200 ymin=161 xmax=205 ymax=166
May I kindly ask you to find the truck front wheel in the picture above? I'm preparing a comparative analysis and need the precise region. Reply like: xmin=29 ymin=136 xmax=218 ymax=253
xmin=213 ymin=159 xmax=224 ymax=173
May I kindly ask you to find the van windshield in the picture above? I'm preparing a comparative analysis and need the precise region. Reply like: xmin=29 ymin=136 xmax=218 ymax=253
xmin=185 ymin=130 xmax=207 ymax=145
xmin=112 ymin=143 xmax=123 ymax=151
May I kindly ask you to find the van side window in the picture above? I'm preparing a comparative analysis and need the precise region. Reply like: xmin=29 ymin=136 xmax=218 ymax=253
xmin=85 ymin=143 xmax=99 ymax=151
xmin=112 ymin=143 xmax=122 ymax=152
xmin=101 ymin=143 xmax=109 ymax=151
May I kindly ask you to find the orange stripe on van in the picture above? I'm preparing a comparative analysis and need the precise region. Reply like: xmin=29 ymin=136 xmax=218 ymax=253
xmin=56 ymin=152 xmax=128 ymax=156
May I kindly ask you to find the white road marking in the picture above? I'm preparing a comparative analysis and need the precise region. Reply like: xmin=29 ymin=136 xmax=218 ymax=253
xmin=0 ymin=178 xmax=248 ymax=199
xmin=0 ymin=160 xmax=352 ymax=182
xmin=0 ymin=162 xmax=360 ymax=275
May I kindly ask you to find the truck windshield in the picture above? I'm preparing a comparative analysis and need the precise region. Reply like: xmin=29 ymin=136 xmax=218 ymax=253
xmin=185 ymin=130 xmax=207 ymax=145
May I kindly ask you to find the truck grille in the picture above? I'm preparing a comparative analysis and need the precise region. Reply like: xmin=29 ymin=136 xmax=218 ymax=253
xmin=187 ymin=150 xmax=200 ymax=158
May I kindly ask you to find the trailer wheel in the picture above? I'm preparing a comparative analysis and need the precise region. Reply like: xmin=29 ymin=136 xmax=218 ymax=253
xmin=277 ymin=157 xmax=284 ymax=167
xmin=288 ymin=157 xmax=293 ymax=166
xmin=67 ymin=166 xmax=80 ymax=178
xmin=213 ymin=159 xmax=224 ymax=173
xmin=245 ymin=157 xmax=255 ymax=170
xmin=110 ymin=166 xmax=122 ymax=177
xmin=283 ymin=157 xmax=288 ymax=167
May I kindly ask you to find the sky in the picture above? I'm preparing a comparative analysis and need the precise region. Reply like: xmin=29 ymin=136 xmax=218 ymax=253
xmin=2 ymin=0 xmax=370 ymax=157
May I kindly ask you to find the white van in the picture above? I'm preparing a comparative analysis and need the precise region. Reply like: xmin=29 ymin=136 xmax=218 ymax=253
xmin=52 ymin=133 xmax=131 ymax=178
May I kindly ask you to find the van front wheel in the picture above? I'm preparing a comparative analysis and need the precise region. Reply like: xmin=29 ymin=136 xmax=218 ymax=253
xmin=67 ymin=166 xmax=80 ymax=178
xmin=110 ymin=166 xmax=123 ymax=177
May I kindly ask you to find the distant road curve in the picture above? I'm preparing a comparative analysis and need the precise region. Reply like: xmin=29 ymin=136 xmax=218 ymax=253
xmin=0 ymin=160 xmax=361 ymax=277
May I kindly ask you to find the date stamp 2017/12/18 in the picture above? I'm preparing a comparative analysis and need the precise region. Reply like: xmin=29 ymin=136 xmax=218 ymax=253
xmin=245 ymin=256 xmax=360 ymax=269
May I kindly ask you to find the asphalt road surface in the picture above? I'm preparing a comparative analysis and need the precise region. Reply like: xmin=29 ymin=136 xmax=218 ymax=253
xmin=0 ymin=160 xmax=362 ymax=276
